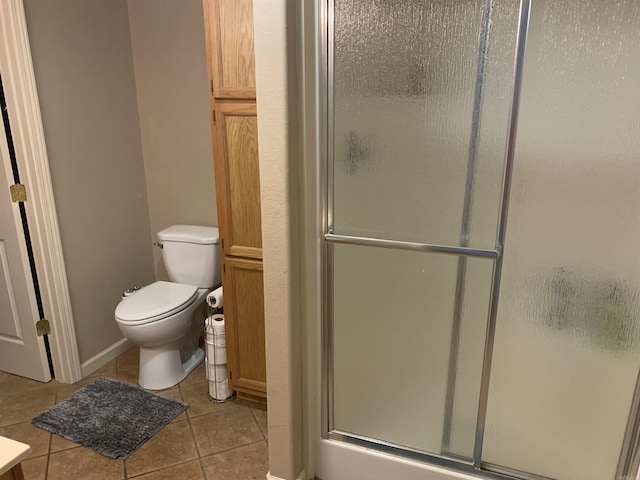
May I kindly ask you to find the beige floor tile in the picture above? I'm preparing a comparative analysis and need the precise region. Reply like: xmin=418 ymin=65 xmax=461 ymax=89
xmin=201 ymin=441 xmax=269 ymax=480
xmin=87 ymin=359 xmax=118 ymax=378
xmin=117 ymin=345 xmax=139 ymax=371
xmin=128 ymin=459 xmax=204 ymax=479
xmin=20 ymin=455 xmax=48 ymax=480
xmin=0 ymin=421 xmax=51 ymax=458
xmin=125 ymin=420 xmax=198 ymax=477
xmin=50 ymin=433 xmax=80 ymax=453
xmin=47 ymin=446 xmax=124 ymax=480
xmin=2 ymin=376 xmax=60 ymax=397
xmin=180 ymin=381 xmax=234 ymax=418
xmin=250 ymin=406 xmax=268 ymax=439
xmin=155 ymin=386 xmax=187 ymax=423
xmin=191 ymin=405 xmax=263 ymax=456
xmin=0 ymin=372 xmax=58 ymax=397
xmin=179 ymin=362 xmax=207 ymax=386
xmin=0 ymin=386 xmax=56 ymax=427
xmin=117 ymin=366 xmax=140 ymax=386
xmin=55 ymin=376 xmax=97 ymax=403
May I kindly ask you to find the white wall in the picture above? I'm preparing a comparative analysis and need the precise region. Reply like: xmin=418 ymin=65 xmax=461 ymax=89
xmin=254 ymin=1 xmax=305 ymax=479
xmin=127 ymin=0 xmax=217 ymax=280
xmin=23 ymin=0 xmax=155 ymax=364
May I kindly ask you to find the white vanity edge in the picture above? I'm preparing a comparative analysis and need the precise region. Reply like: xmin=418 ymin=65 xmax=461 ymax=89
xmin=0 ymin=435 xmax=31 ymax=475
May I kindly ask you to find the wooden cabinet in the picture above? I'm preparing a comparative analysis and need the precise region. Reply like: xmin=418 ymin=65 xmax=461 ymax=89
xmin=204 ymin=0 xmax=266 ymax=400
xmin=212 ymin=101 xmax=262 ymax=259
xmin=203 ymin=0 xmax=256 ymax=99
xmin=222 ymin=257 xmax=266 ymax=397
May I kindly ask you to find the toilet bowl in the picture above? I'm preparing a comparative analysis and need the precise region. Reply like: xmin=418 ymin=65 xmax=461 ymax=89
xmin=114 ymin=225 xmax=221 ymax=390
xmin=115 ymin=281 xmax=207 ymax=390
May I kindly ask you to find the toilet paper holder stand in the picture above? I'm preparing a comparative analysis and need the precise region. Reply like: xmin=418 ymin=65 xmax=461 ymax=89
xmin=204 ymin=297 xmax=235 ymax=403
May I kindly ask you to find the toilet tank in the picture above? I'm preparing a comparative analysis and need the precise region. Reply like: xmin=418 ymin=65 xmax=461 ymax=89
xmin=157 ymin=225 xmax=220 ymax=288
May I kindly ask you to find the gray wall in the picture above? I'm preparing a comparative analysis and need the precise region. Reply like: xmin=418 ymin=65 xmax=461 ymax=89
xmin=23 ymin=0 xmax=155 ymax=364
xmin=128 ymin=0 xmax=217 ymax=280
xmin=23 ymin=0 xmax=216 ymax=366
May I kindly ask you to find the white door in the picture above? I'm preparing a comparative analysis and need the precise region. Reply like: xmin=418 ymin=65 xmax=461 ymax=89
xmin=0 ymin=90 xmax=51 ymax=382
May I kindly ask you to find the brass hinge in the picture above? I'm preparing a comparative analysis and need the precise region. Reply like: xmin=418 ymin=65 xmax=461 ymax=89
xmin=36 ymin=318 xmax=50 ymax=336
xmin=10 ymin=184 xmax=27 ymax=203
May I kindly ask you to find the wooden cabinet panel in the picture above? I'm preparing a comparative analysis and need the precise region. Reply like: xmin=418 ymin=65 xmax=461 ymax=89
xmin=213 ymin=101 xmax=262 ymax=259
xmin=223 ymin=256 xmax=266 ymax=397
xmin=204 ymin=0 xmax=256 ymax=99
xmin=205 ymin=0 xmax=266 ymax=402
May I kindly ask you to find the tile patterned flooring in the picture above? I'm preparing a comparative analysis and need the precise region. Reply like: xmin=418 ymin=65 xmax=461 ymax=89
xmin=0 ymin=346 xmax=269 ymax=479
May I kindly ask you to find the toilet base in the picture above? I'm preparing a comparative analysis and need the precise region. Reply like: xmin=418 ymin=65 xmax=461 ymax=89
xmin=138 ymin=345 xmax=204 ymax=390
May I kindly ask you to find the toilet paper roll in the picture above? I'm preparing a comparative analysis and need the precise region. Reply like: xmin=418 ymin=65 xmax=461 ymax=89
xmin=206 ymin=286 xmax=223 ymax=309
xmin=209 ymin=379 xmax=233 ymax=401
xmin=208 ymin=364 xmax=227 ymax=381
xmin=205 ymin=314 xmax=226 ymax=335
xmin=206 ymin=343 xmax=227 ymax=365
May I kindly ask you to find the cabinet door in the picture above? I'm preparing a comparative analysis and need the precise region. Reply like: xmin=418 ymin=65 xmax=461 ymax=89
xmin=212 ymin=101 xmax=262 ymax=259
xmin=203 ymin=0 xmax=256 ymax=99
xmin=223 ymin=256 xmax=266 ymax=397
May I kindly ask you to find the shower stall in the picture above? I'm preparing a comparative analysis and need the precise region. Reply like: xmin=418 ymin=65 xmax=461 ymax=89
xmin=320 ymin=1 xmax=640 ymax=479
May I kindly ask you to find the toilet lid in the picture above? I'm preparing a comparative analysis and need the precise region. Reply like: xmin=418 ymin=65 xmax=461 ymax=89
xmin=115 ymin=281 xmax=198 ymax=322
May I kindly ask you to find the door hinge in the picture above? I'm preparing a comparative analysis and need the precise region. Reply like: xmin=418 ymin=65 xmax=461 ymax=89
xmin=221 ymin=239 xmax=224 ymax=249
xmin=10 ymin=184 xmax=27 ymax=203
xmin=229 ymin=370 xmax=232 ymax=380
xmin=210 ymin=80 xmax=214 ymax=93
xmin=212 ymin=110 xmax=216 ymax=122
xmin=223 ymin=263 xmax=226 ymax=273
xmin=36 ymin=318 xmax=50 ymax=336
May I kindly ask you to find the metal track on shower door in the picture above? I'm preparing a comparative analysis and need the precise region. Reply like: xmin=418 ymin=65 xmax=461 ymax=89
xmin=472 ymin=0 xmax=531 ymax=469
xmin=442 ymin=0 xmax=495 ymax=454
xmin=320 ymin=0 xmax=335 ymax=438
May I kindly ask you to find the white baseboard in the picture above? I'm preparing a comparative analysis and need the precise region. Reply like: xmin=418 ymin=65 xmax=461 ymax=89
xmin=80 ymin=337 xmax=132 ymax=378
xmin=266 ymin=471 xmax=307 ymax=480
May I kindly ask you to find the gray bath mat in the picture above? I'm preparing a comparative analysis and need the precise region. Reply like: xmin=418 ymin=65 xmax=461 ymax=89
xmin=32 ymin=376 xmax=188 ymax=459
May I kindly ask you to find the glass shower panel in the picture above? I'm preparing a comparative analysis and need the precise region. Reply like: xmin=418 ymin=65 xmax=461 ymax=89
xmin=332 ymin=0 xmax=518 ymax=249
xmin=483 ymin=1 xmax=640 ymax=479
xmin=332 ymin=243 xmax=493 ymax=459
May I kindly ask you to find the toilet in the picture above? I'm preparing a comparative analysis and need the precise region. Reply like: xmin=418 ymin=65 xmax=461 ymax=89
xmin=114 ymin=225 xmax=221 ymax=390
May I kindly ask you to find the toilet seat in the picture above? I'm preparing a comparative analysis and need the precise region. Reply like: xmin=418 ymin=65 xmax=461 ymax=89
xmin=115 ymin=281 xmax=199 ymax=326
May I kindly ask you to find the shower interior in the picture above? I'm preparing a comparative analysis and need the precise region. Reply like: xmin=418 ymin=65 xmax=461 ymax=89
xmin=322 ymin=1 xmax=640 ymax=480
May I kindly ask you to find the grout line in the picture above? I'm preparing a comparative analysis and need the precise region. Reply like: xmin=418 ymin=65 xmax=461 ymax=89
xmin=126 ymin=459 xmax=201 ymax=479
xmin=248 ymin=406 xmax=267 ymax=441
xmin=201 ymin=438 xmax=266 ymax=460
xmin=182 ymin=385 xmax=209 ymax=479
xmin=44 ymin=430 xmax=52 ymax=480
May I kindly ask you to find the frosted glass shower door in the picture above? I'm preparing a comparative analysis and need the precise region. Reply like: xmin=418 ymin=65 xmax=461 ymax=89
xmin=327 ymin=0 xmax=519 ymax=463
xmin=481 ymin=1 xmax=640 ymax=480
xmin=324 ymin=0 xmax=640 ymax=479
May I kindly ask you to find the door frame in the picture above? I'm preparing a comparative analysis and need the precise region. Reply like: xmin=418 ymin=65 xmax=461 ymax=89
xmin=0 ymin=0 xmax=82 ymax=384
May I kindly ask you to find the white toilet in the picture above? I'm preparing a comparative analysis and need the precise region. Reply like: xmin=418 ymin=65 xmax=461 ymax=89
xmin=114 ymin=225 xmax=221 ymax=390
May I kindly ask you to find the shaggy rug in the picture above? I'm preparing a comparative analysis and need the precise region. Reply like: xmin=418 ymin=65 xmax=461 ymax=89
xmin=32 ymin=376 xmax=188 ymax=459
